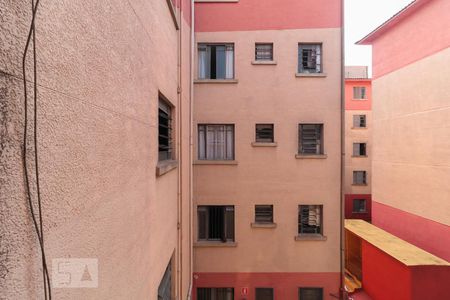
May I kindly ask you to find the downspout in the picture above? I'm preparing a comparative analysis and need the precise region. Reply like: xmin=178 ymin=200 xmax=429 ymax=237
xmin=177 ymin=0 xmax=183 ymax=298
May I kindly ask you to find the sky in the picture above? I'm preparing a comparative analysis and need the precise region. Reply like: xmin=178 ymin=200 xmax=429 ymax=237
xmin=345 ymin=0 xmax=413 ymax=75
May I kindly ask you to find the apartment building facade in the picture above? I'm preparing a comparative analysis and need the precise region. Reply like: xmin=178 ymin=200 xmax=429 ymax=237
xmin=345 ymin=0 xmax=450 ymax=299
xmin=192 ymin=1 xmax=343 ymax=299
xmin=0 ymin=1 xmax=192 ymax=299
xmin=344 ymin=66 xmax=372 ymax=222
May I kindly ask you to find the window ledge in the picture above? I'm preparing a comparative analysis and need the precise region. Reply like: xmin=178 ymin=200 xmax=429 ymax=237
xmin=194 ymin=160 xmax=238 ymax=165
xmin=251 ymin=60 xmax=277 ymax=65
xmin=194 ymin=241 xmax=237 ymax=247
xmin=296 ymin=73 xmax=327 ymax=78
xmin=194 ymin=79 xmax=238 ymax=84
xmin=352 ymin=99 xmax=368 ymax=101
xmin=156 ymin=160 xmax=178 ymax=177
xmin=352 ymin=183 xmax=368 ymax=186
xmin=352 ymin=211 xmax=368 ymax=214
xmin=295 ymin=234 xmax=327 ymax=241
xmin=195 ymin=0 xmax=238 ymax=2
xmin=351 ymin=127 xmax=368 ymax=130
xmin=251 ymin=142 xmax=277 ymax=147
xmin=251 ymin=222 xmax=277 ymax=228
xmin=351 ymin=155 xmax=368 ymax=158
xmin=295 ymin=154 xmax=327 ymax=159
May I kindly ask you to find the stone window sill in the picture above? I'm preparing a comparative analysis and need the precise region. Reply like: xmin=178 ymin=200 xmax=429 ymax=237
xmin=295 ymin=154 xmax=327 ymax=159
xmin=352 ymin=99 xmax=368 ymax=101
xmin=351 ymin=155 xmax=368 ymax=158
xmin=194 ymin=79 xmax=238 ymax=84
xmin=251 ymin=60 xmax=277 ymax=65
xmin=251 ymin=142 xmax=277 ymax=147
xmin=352 ymin=183 xmax=368 ymax=186
xmin=296 ymin=73 xmax=327 ymax=78
xmin=156 ymin=160 xmax=178 ymax=177
xmin=194 ymin=241 xmax=238 ymax=247
xmin=194 ymin=160 xmax=238 ymax=165
xmin=195 ymin=0 xmax=238 ymax=2
xmin=295 ymin=234 xmax=327 ymax=241
xmin=251 ymin=222 xmax=277 ymax=228
xmin=351 ymin=127 xmax=368 ymax=130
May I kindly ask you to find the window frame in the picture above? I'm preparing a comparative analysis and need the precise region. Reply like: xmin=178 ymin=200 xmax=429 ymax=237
xmin=353 ymin=86 xmax=367 ymax=100
xmin=197 ymin=205 xmax=235 ymax=242
xmin=298 ymin=287 xmax=324 ymax=300
xmin=197 ymin=288 xmax=235 ymax=300
xmin=353 ymin=171 xmax=367 ymax=185
xmin=157 ymin=260 xmax=172 ymax=300
xmin=353 ymin=114 xmax=367 ymax=128
xmin=298 ymin=43 xmax=323 ymax=74
xmin=255 ymin=43 xmax=274 ymax=61
xmin=255 ymin=205 xmax=274 ymax=224
xmin=198 ymin=124 xmax=235 ymax=161
xmin=158 ymin=94 xmax=174 ymax=162
xmin=298 ymin=124 xmax=324 ymax=155
xmin=352 ymin=199 xmax=367 ymax=213
xmin=298 ymin=205 xmax=323 ymax=235
xmin=255 ymin=124 xmax=274 ymax=143
xmin=352 ymin=142 xmax=367 ymax=156
xmin=198 ymin=43 xmax=235 ymax=80
xmin=255 ymin=287 xmax=274 ymax=300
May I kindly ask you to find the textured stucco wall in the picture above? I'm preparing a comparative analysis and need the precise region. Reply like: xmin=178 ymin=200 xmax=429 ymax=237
xmin=0 ymin=0 xmax=192 ymax=299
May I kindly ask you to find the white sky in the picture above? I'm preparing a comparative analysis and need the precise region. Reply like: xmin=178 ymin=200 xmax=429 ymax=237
xmin=345 ymin=0 xmax=413 ymax=76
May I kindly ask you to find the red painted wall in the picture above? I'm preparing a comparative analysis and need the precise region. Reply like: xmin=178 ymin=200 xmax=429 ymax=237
xmin=345 ymin=194 xmax=371 ymax=222
xmin=410 ymin=266 xmax=450 ymax=299
xmin=195 ymin=0 xmax=341 ymax=32
xmin=362 ymin=241 xmax=412 ymax=300
xmin=372 ymin=201 xmax=450 ymax=261
xmin=193 ymin=272 xmax=340 ymax=300
xmin=344 ymin=80 xmax=372 ymax=111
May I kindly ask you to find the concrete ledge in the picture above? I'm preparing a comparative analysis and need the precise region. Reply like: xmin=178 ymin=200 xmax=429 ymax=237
xmin=352 ymin=183 xmax=368 ymax=186
xmin=295 ymin=73 xmax=327 ymax=78
xmin=195 ymin=0 xmax=238 ymax=2
xmin=295 ymin=234 xmax=327 ymax=241
xmin=295 ymin=154 xmax=327 ymax=159
xmin=251 ymin=60 xmax=277 ymax=65
xmin=251 ymin=142 xmax=277 ymax=147
xmin=156 ymin=160 xmax=178 ymax=177
xmin=194 ymin=79 xmax=238 ymax=84
xmin=351 ymin=127 xmax=368 ymax=130
xmin=194 ymin=160 xmax=238 ymax=165
xmin=351 ymin=155 xmax=368 ymax=158
xmin=251 ymin=222 xmax=277 ymax=228
xmin=194 ymin=241 xmax=238 ymax=247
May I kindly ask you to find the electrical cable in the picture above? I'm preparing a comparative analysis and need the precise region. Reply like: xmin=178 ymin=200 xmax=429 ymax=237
xmin=22 ymin=0 xmax=52 ymax=298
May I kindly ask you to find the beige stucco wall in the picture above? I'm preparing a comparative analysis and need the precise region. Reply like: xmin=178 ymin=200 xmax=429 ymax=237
xmin=0 ymin=1 xmax=192 ymax=299
xmin=193 ymin=28 xmax=342 ymax=272
xmin=372 ymin=47 xmax=450 ymax=226
xmin=344 ymin=110 xmax=372 ymax=194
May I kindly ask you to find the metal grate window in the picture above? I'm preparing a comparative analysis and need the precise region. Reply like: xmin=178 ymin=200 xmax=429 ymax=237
xmin=158 ymin=96 xmax=173 ymax=161
xmin=255 ymin=205 xmax=273 ymax=223
xmin=299 ymin=287 xmax=323 ymax=300
xmin=298 ymin=205 xmax=323 ymax=235
xmin=256 ymin=288 xmax=274 ymax=300
xmin=255 ymin=43 xmax=273 ymax=61
xmin=198 ymin=206 xmax=235 ymax=242
xmin=352 ymin=199 xmax=367 ymax=213
xmin=198 ymin=124 xmax=234 ymax=160
xmin=198 ymin=44 xmax=234 ymax=79
xmin=353 ymin=87 xmax=367 ymax=99
xmin=255 ymin=124 xmax=274 ymax=143
xmin=353 ymin=171 xmax=367 ymax=185
xmin=157 ymin=261 xmax=172 ymax=300
xmin=298 ymin=44 xmax=322 ymax=73
xmin=299 ymin=124 xmax=323 ymax=155
xmin=353 ymin=143 xmax=367 ymax=156
xmin=353 ymin=115 xmax=366 ymax=128
xmin=198 ymin=288 xmax=234 ymax=300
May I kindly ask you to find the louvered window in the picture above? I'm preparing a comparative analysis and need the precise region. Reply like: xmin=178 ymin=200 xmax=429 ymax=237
xmin=353 ymin=87 xmax=367 ymax=99
xmin=157 ymin=261 xmax=172 ymax=300
xmin=255 ymin=43 xmax=273 ymax=61
xmin=255 ymin=124 xmax=274 ymax=143
xmin=298 ymin=205 xmax=323 ymax=235
xmin=256 ymin=288 xmax=274 ymax=300
xmin=298 ymin=44 xmax=322 ymax=73
xmin=299 ymin=124 xmax=323 ymax=155
xmin=159 ymin=96 xmax=173 ymax=161
xmin=198 ymin=44 xmax=234 ymax=79
xmin=299 ymin=287 xmax=323 ymax=300
xmin=353 ymin=171 xmax=367 ymax=185
xmin=255 ymin=205 xmax=273 ymax=223
xmin=353 ymin=115 xmax=366 ymax=128
xmin=353 ymin=143 xmax=367 ymax=156
xmin=198 ymin=124 xmax=234 ymax=160
xmin=352 ymin=199 xmax=367 ymax=213
xmin=198 ymin=288 xmax=234 ymax=300
xmin=198 ymin=206 xmax=235 ymax=242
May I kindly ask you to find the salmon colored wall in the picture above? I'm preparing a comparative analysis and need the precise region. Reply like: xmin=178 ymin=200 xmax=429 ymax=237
xmin=362 ymin=241 xmax=412 ymax=300
xmin=192 ymin=272 xmax=340 ymax=300
xmin=368 ymin=0 xmax=450 ymax=78
xmin=372 ymin=201 xmax=450 ymax=261
xmin=344 ymin=195 xmax=371 ymax=222
xmin=195 ymin=0 xmax=341 ymax=32
xmin=344 ymin=80 xmax=371 ymax=111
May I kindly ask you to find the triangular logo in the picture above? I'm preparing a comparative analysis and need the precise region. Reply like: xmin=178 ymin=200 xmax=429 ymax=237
xmin=81 ymin=265 xmax=92 ymax=282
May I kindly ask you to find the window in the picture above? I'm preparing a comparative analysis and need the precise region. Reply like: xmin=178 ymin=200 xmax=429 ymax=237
xmin=255 ymin=205 xmax=274 ymax=224
xmin=353 ymin=171 xmax=367 ymax=185
xmin=353 ymin=115 xmax=366 ymax=128
xmin=298 ymin=44 xmax=322 ymax=73
xmin=353 ymin=199 xmax=367 ymax=213
xmin=198 ymin=125 xmax=234 ymax=160
xmin=198 ymin=288 xmax=234 ymax=300
xmin=198 ymin=206 xmax=235 ymax=242
xmin=159 ymin=96 xmax=173 ymax=161
xmin=299 ymin=287 xmax=323 ymax=300
xmin=198 ymin=44 xmax=234 ymax=79
xmin=298 ymin=205 xmax=323 ymax=235
xmin=353 ymin=143 xmax=367 ymax=156
xmin=256 ymin=288 xmax=274 ymax=300
xmin=255 ymin=124 xmax=274 ymax=143
xmin=158 ymin=261 xmax=172 ymax=300
xmin=299 ymin=124 xmax=324 ymax=155
xmin=255 ymin=43 xmax=273 ymax=61
xmin=353 ymin=87 xmax=367 ymax=99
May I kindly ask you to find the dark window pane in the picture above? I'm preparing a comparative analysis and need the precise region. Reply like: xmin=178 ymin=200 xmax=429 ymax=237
xmin=255 ymin=205 xmax=273 ymax=223
xmin=353 ymin=143 xmax=367 ymax=156
xmin=159 ymin=96 xmax=172 ymax=161
xmin=158 ymin=261 xmax=171 ymax=300
xmin=256 ymin=288 xmax=274 ymax=300
xmin=298 ymin=205 xmax=322 ymax=234
xmin=298 ymin=44 xmax=321 ymax=73
xmin=353 ymin=199 xmax=367 ymax=213
xmin=299 ymin=124 xmax=323 ymax=155
xmin=197 ymin=206 xmax=235 ymax=242
xmin=216 ymin=45 xmax=226 ymax=79
xmin=198 ymin=288 xmax=234 ymax=300
xmin=299 ymin=288 xmax=323 ymax=300
xmin=255 ymin=43 xmax=273 ymax=61
xmin=256 ymin=124 xmax=274 ymax=143
xmin=198 ymin=207 xmax=207 ymax=240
